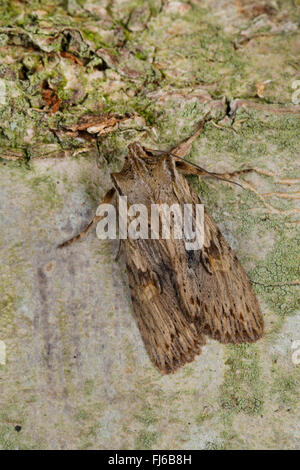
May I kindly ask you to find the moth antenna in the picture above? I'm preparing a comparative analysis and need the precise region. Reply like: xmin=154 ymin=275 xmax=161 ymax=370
xmin=168 ymin=152 xmax=246 ymax=190
xmin=151 ymin=147 xmax=246 ymax=190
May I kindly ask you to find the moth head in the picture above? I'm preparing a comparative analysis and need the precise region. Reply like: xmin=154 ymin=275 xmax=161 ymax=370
xmin=126 ymin=142 xmax=159 ymax=174
xmin=127 ymin=142 xmax=165 ymax=166
xmin=127 ymin=142 xmax=147 ymax=161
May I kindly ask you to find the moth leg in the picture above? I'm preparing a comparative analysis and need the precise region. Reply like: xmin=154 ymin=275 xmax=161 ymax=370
xmin=142 ymin=116 xmax=209 ymax=160
xmin=175 ymin=160 xmax=208 ymax=176
xmin=208 ymin=169 xmax=253 ymax=179
xmin=170 ymin=114 xmax=208 ymax=158
xmin=176 ymin=160 xmax=253 ymax=180
xmin=58 ymin=187 xmax=115 ymax=248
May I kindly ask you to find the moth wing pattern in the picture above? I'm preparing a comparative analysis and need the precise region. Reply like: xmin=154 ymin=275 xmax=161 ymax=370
xmin=194 ymin=211 xmax=264 ymax=344
xmin=124 ymin=237 xmax=206 ymax=374
xmin=171 ymin=165 xmax=264 ymax=346
xmin=113 ymin=145 xmax=264 ymax=374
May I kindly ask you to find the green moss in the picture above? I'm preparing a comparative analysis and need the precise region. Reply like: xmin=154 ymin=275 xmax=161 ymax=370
xmin=0 ymin=291 xmax=16 ymax=337
xmin=0 ymin=249 xmax=23 ymax=338
xmin=82 ymin=29 xmax=115 ymax=51
xmin=0 ymin=1 xmax=22 ymax=27
xmin=75 ymin=409 xmax=90 ymax=422
xmin=0 ymin=425 xmax=16 ymax=450
xmin=218 ymin=430 xmax=245 ymax=450
xmin=79 ymin=441 xmax=93 ymax=450
xmin=271 ymin=373 xmax=300 ymax=408
xmin=135 ymin=404 xmax=157 ymax=426
xmin=220 ymin=344 xmax=264 ymax=418
xmin=251 ymin=232 xmax=300 ymax=317
xmin=182 ymin=365 xmax=194 ymax=378
xmin=195 ymin=408 xmax=213 ymax=426
xmin=205 ymin=429 xmax=245 ymax=450
xmin=83 ymin=379 xmax=94 ymax=397
xmin=205 ymin=439 xmax=226 ymax=450
xmin=25 ymin=175 xmax=62 ymax=209
xmin=135 ymin=429 xmax=159 ymax=450
xmin=0 ymin=404 xmax=44 ymax=450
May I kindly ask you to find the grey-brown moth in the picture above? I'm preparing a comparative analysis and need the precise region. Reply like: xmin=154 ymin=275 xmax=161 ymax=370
xmin=59 ymin=118 xmax=264 ymax=374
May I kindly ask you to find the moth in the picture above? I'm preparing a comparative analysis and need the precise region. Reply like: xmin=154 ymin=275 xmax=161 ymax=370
xmin=59 ymin=118 xmax=264 ymax=374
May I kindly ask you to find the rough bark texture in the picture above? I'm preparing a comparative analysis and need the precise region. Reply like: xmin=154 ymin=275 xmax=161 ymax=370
xmin=0 ymin=0 xmax=299 ymax=449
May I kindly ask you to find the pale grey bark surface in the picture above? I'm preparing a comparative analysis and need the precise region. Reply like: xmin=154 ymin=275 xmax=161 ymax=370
xmin=0 ymin=0 xmax=299 ymax=449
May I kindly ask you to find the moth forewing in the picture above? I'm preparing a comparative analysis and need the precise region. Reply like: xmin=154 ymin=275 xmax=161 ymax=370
xmin=111 ymin=143 xmax=264 ymax=374
xmin=59 ymin=121 xmax=264 ymax=374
